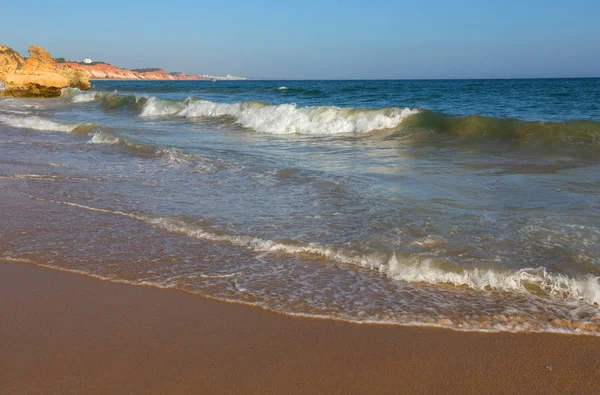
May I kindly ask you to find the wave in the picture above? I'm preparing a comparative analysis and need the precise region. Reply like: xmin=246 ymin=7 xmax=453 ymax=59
xmin=65 ymin=91 xmax=600 ymax=145
xmin=98 ymin=93 xmax=600 ymax=145
xmin=396 ymin=110 xmax=600 ymax=147
xmin=0 ymin=111 xmax=217 ymax=169
xmin=24 ymin=195 xmax=600 ymax=309
xmin=88 ymin=130 xmax=202 ymax=165
xmin=151 ymin=217 xmax=600 ymax=307
xmin=140 ymin=97 xmax=420 ymax=135
xmin=139 ymin=97 xmax=185 ymax=117
xmin=100 ymin=92 xmax=149 ymax=111
xmin=61 ymin=87 xmax=99 ymax=103
xmin=0 ymin=114 xmax=95 ymax=134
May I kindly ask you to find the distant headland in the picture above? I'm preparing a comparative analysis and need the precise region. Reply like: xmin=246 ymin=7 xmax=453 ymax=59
xmin=55 ymin=58 xmax=246 ymax=82
xmin=0 ymin=44 xmax=246 ymax=97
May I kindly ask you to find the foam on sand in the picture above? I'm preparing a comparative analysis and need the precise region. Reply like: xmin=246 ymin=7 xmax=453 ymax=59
xmin=22 ymin=195 xmax=600 ymax=310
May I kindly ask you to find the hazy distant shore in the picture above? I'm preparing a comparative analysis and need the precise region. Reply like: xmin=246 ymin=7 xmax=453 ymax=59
xmin=57 ymin=61 xmax=246 ymax=82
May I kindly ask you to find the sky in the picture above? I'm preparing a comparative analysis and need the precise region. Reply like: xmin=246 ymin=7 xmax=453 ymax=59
xmin=2 ymin=0 xmax=599 ymax=79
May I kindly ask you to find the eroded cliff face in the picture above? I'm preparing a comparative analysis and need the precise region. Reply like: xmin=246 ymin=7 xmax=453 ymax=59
xmin=0 ymin=45 xmax=25 ymax=81
xmin=3 ymin=45 xmax=90 ymax=97
xmin=58 ymin=62 xmax=207 ymax=81
xmin=59 ymin=66 xmax=92 ymax=90
xmin=19 ymin=45 xmax=57 ymax=73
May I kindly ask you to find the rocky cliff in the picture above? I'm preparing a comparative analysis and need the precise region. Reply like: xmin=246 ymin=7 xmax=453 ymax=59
xmin=3 ymin=45 xmax=91 ymax=97
xmin=19 ymin=45 xmax=57 ymax=73
xmin=0 ymin=45 xmax=25 ymax=81
xmin=58 ymin=62 xmax=208 ymax=81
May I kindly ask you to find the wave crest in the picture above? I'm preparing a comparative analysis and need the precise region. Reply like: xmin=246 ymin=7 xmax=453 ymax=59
xmin=398 ymin=111 xmax=600 ymax=146
xmin=0 ymin=114 xmax=94 ymax=134
xmin=140 ymin=97 xmax=420 ymax=135
xmin=61 ymin=87 xmax=99 ymax=103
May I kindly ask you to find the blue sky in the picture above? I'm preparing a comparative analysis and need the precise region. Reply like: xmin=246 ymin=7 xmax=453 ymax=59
xmin=2 ymin=0 xmax=599 ymax=79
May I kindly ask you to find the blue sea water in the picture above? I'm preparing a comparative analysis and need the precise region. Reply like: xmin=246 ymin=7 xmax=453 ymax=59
xmin=94 ymin=78 xmax=600 ymax=120
xmin=1 ymin=79 xmax=599 ymax=334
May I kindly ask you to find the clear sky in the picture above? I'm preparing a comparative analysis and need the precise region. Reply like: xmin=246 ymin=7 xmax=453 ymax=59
xmin=2 ymin=0 xmax=599 ymax=79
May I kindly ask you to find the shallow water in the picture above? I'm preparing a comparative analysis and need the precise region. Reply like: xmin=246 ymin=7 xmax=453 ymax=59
xmin=1 ymin=79 xmax=599 ymax=334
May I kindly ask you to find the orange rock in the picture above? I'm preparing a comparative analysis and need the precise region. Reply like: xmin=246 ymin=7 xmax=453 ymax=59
xmin=4 ymin=72 xmax=69 ymax=97
xmin=19 ymin=45 xmax=57 ymax=73
xmin=59 ymin=66 xmax=91 ymax=90
xmin=4 ymin=45 xmax=89 ymax=97
xmin=0 ymin=45 xmax=25 ymax=81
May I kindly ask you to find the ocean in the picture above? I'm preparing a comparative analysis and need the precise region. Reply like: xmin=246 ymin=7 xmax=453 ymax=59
xmin=1 ymin=78 xmax=599 ymax=334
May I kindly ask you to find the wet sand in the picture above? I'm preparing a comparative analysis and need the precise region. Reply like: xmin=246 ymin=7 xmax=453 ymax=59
xmin=1 ymin=261 xmax=599 ymax=394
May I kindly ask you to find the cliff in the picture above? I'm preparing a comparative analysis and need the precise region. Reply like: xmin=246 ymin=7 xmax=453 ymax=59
xmin=57 ymin=62 xmax=209 ymax=81
xmin=3 ymin=45 xmax=90 ymax=97
xmin=0 ymin=45 xmax=25 ymax=81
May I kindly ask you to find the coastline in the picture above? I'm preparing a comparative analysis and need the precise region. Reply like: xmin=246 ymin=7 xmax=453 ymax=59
xmin=88 ymin=79 xmax=210 ymax=82
xmin=2 ymin=260 xmax=599 ymax=394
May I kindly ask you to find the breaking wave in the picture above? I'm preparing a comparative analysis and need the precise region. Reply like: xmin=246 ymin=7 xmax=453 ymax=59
xmin=61 ymin=87 xmax=99 ymax=103
xmin=100 ymin=92 xmax=149 ymax=111
xmin=151 ymin=217 xmax=600 ymax=307
xmin=139 ymin=97 xmax=185 ymax=117
xmin=24 ymin=195 xmax=600 ymax=309
xmin=0 ymin=114 xmax=95 ymax=134
xmin=0 ymin=111 xmax=217 ymax=169
xmin=86 ymin=93 xmax=600 ymax=144
xmin=140 ymin=97 xmax=420 ymax=135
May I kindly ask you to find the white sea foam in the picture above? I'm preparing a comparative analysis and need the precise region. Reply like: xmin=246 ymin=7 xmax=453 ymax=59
xmin=61 ymin=87 xmax=97 ymax=103
xmin=89 ymin=132 xmax=121 ymax=145
xmin=72 ymin=92 xmax=98 ymax=103
xmin=143 ymin=217 xmax=600 ymax=307
xmin=0 ymin=114 xmax=80 ymax=132
xmin=140 ymin=98 xmax=420 ymax=135
xmin=278 ymin=86 xmax=289 ymax=90
xmin=5 ymin=250 xmax=597 ymax=335
xmin=25 ymin=195 xmax=600 ymax=306
xmin=1 ymin=109 xmax=30 ymax=115
xmin=12 ymin=196 xmax=600 ymax=335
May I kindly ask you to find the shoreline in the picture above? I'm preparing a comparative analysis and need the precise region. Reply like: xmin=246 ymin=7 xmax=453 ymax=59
xmin=5 ymin=257 xmax=599 ymax=338
xmin=2 ymin=260 xmax=599 ymax=394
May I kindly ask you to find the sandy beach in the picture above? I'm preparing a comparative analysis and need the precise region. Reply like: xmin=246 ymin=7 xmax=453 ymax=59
xmin=1 ymin=260 xmax=599 ymax=394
